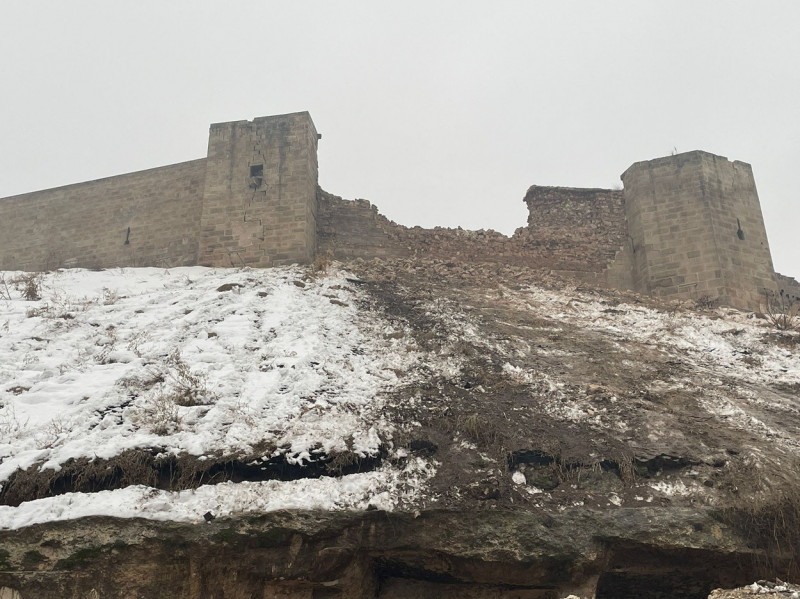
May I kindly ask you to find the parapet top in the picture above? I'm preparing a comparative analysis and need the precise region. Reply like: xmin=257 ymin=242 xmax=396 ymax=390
xmin=620 ymin=150 xmax=756 ymax=180
xmin=209 ymin=111 xmax=316 ymax=130
xmin=525 ymin=184 xmax=619 ymax=193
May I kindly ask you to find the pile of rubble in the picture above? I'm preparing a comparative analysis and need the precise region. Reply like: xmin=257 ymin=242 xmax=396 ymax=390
xmin=710 ymin=580 xmax=800 ymax=598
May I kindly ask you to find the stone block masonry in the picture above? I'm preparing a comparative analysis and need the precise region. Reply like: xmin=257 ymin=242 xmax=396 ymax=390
xmin=0 ymin=112 xmax=318 ymax=272
xmin=0 ymin=159 xmax=206 ymax=271
xmin=198 ymin=112 xmax=319 ymax=268
xmin=317 ymin=187 xmax=631 ymax=277
xmin=622 ymin=151 xmax=777 ymax=310
xmin=0 ymin=111 xmax=786 ymax=312
xmin=519 ymin=186 xmax=629 ymax=275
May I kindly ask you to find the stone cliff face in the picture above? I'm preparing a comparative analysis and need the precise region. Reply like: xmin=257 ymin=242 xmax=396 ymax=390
xmin=0 ymin=508 xmax=773 ymax=599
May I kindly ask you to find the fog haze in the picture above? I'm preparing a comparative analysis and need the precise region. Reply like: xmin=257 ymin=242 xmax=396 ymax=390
xmin=1 ymin=1 xmax=797 ymax=278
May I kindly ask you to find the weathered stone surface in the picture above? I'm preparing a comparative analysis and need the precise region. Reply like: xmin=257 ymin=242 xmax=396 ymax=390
xmin=709 ymin=580 xmax=800 ymax=598
xmin=622 ymin=151 xmax=777 ymax=310
xmin=198 ymin=112 xmax=319 ymax=268
xmin=0 ymin=112 xmax=787 ymax=312
xmin=0 ymin=159 xmax=206 ymax=271
xmin=0 ymin=507 xmax=775 ymax=599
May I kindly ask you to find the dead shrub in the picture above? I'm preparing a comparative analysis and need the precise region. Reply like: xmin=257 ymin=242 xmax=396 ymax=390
xmin=694 ymin=294 xmax=718 ymax=311
xmin=326 ymin=451 xmax=362 ymax=476
xmin=313 ymin=249 xmax=334 ymax=274
xmin=139 ymin=392 xmax=182 ymax=436
xmin=124 ymin=351 xmax=215 ymax=409
xmin=460 ymin=413 xmax=500 ymax=447
xmin=0 ymin=404 xmax=27 ymax=439
xmin=761 ymin=288 xmax=799 ymax=331
xmin=0 ymin=274 xmax=12 ymax=300
xmin=11 ymin=272 xmax=42 ymax=301
xmin=761 ymin=332 xmax=800 ymax=350
xmin=128 ymin=352 xmax=216 ymax=434
xmin=164 ymin=350 xmax=216 ymax=407
xmin=118 ymin=371 xmax=166 ymax=396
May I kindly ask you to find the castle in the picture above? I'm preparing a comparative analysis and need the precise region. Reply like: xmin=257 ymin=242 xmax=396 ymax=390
xmin=0 ymin=111 xmax=788 ymax=311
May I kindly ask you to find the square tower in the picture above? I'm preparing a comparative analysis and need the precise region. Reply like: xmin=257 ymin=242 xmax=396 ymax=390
xmin=621 ymin=151 xmax=777 ymax=310
xmin=198 ymin=112 xmax=319 ymax=267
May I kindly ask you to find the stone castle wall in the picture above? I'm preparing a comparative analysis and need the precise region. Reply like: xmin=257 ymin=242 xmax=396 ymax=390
xmin=318 ymin=190 xmax=541 ymax=267
xmin=0 ymin=111 xmax=784 ymax=311
xmin=199 ymin=112 xmax=318 ymax=268
xmin=776 ymin=274 xmax=800 ymax=302
xmin=622 ymin=151 xmax=777 ymax=309
xmin=0 ymin=112 xmax=318 ymax=271
xmin=0 ymin=159 xmax=206 ymax=271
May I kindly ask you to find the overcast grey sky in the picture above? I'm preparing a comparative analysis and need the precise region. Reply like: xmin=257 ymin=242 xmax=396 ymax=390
xmin=1 ymin=2 xmax=798 ymax=278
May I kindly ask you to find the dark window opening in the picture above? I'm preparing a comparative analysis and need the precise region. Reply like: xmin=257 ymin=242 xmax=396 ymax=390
xmin=249 ymin=164 xmax=264 ymax=189
xmin=736 ymin=218 xmax=745 ymax=241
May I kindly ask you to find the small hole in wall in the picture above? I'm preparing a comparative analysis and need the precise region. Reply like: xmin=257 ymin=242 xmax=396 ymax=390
xmin=249 ymin=164 xmax=264 ymax=189
xmin=736 ymin=218 xmax=745 ymax=241
xmin=124 ymin=227 xmax=130 ymax=245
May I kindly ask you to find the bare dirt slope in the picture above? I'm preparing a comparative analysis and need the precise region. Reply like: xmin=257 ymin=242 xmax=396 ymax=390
xmin=352 ymin=259 xmax=800 ymax=513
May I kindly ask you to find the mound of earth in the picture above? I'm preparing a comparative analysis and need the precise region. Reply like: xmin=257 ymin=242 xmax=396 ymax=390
xmin=1 ymin=259 xmax=799 ymax=598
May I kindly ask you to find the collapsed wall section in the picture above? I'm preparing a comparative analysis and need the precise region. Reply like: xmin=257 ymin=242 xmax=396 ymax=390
xmin=520 ymin=186 xmax=630 ymax=277
xmin=776 ymin=273 xmax=800 ymax=302
xmin=0 ymin=160 xmax=206 ymax=271
xmin=622 ymin=151 xmax=777 ymax=310
xmin=198 ymin=112 xmax=319 ymax=267
xmin=317 ymin=187 xmax=631 ymax=277
xmin=316 ymin=189 xmax=410 ymax=261
xmin=318 ymin=190 xmax=549 ymax=267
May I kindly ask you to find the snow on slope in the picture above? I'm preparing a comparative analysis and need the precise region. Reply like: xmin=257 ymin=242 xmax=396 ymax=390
xmin=497 ymin=283 xmax=800 ymax=445
xmin=0 ymin=266 xmax=433 ymax=529
xmin=2 ymin=263 xmax=800 ymax=529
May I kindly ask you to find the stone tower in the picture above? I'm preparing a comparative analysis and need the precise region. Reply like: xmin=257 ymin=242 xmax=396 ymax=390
xmin=621 ymin=150 xmax=777 ymax=310
xmin=198 ymin=112 xmax=319 ymax=267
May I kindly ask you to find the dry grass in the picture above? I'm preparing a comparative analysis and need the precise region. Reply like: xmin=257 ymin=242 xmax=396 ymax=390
xmin=326 ymin=451 xmax=363 ymax=476
xmin=124 ymin=351 xmax=217 ymax=434
xmin=460 ymin=413 xmax=500 ymax=447
xmin=0 ymin=273 xmax=12 ymax=300
xmin=715 ymin=458 xmax=800 ymax=578
xmin=694 ymin=294 xmax=718 ymax=311
xmin=164 ymin=349 xmax=216 ymax=407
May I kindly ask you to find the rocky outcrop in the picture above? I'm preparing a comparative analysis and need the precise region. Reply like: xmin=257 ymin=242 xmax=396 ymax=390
xmin=709 ymin=580 xmax=800 ymax=598
xmin=0 ymin=507 xmax=783 ymax=599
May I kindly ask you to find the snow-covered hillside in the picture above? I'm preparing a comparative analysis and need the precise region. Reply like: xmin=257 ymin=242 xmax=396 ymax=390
xmin=0 ymin=266 xmax=433 ymax=529
xmin=1 ymin=261 xmax=799 ymax=534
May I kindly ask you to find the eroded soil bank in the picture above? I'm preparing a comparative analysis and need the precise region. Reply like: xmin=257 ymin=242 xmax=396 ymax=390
xmin=0 ymin=507 xmax=785 ymax=599
xmin=3 ymin=262 xmax=800 ymax=598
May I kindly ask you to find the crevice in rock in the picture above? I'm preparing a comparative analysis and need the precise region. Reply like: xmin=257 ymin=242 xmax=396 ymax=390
xmin=633 ymin=453 xmax=698 ymax=477
xmin=594 ymin=543 xmax=762 ymax=599
xmin=0 ymin=446 xmax=387 ymax=507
